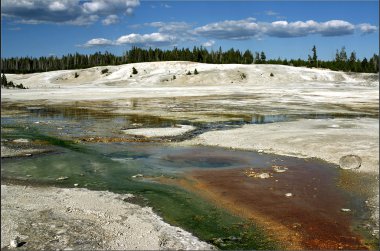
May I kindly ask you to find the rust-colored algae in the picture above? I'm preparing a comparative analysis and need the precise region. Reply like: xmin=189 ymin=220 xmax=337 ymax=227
xmin=162 ymin=164 xmax=369 ymax=250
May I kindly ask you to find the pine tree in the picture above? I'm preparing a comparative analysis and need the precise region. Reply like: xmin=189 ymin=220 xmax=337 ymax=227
xmin=260 ymin=51 xmax=266 ymax=63
xmin=132 ymin=67 xmax=138 ymax=74
xmin=312 ymin=45 xmax=318 ymax=68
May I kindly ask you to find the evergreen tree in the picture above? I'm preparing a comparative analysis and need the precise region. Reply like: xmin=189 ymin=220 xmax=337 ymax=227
xmin=1 ymin=46 xmax=377 ymax=74
xmin=312 ymin=45 xmax=318 ymax=67
xmin=349 ymin=51 xmax=357 ymax=72
xmin=260 ymin=51 xmax=266 ymax=63
xmin=339 ymin=47 xmax=348 ymax=62
xmin=1 ymin=73 xmax=7 ymax=87
xmin=243 ymin=50 xmax=254 ymax=64
xmin=132 ymin=67 xmax=138 ymax=74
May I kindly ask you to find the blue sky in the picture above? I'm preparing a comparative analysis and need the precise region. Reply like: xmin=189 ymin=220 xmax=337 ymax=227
xmin=1 ymin=0 xmax=379 ymax=60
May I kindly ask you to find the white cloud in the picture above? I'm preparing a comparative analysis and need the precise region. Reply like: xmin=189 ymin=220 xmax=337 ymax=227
xmin=80 ymin=17 xmax=377 ymax=48
xmin=357 ymin=23 xmax=378 ymax=34
xmin=82 ymin=0 xmax=139 ymax=14
xmin=125 ymin=7 xmax=134 ymax=15
xmin=194 ymin=18 xmax=362 ymax=39
xmin=82 ymin=38 xmax=114 ymax=47
xmin=202 ymin=40 xmax=215 ymax=47
xmin=265 ymin=10 xmax=278 ymax=16
xmin=145 ymin=21 xmax=192 ymax=34
xmin=317 ymin=20 xmax=355 ymax=36
xmin=49 ymin=1 xmax=68 ymax=11
xmin=194 ymin=18 xmax=260 ymax=40
xmin=1 ymin=0 xmax=140 ymax=26
xmin=82 ymin=32 xmax=177 ymax=48
xmin=115 ymin=33 xmax=176 ymax=47
xmin=102 ymin=14 xmax=119 ymax=25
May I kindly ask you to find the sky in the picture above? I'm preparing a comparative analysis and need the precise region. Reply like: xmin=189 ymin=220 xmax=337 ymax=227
xmin=1 ymin=0 xmax=379 ymax=60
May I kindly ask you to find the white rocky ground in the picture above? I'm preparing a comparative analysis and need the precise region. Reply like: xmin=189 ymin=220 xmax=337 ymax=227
xmin=2 ymin=61 xmax=379 ymax=245
xmin=122 ymin=125 xmax=195 ymax=137
xmin=184 ymin=118 xmax=379 ymax=174
xmin=1 ymin=185 xmax=214 ymax=250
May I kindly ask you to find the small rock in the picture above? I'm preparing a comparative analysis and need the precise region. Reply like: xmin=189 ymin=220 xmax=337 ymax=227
xmin=74 ymin=183 xmax=79 ymax=187
xmin=227 ymin=236 xmax=241 ymax=241
xmin=57 ymin=230 xmax=66 ymax=235
xmin=56 ymin=176 xmax=69 ymax=181
xmin=272 ymin=165 xmax=288 ymax=173
xmin=339 ymin=155 xmax=361 ymax=170
xmin=257 ymin=149 xmax=264 ymax=153
xmin=285 ymin=193 xmax=293 ymax=197
xmin=13 ymin=138 xmax=29 ymax=143
xmin=10 ymin=237 xmax=20 ymax=248
xmin=341 ymin=208 xmax=351 ymax=212
xmin=292 ymin=223 xmax=302 ymax=229
xmin=131 ymin=174 xmax=143 ymax=178
xmin=25 ymin=153 xmax=32 ymax=156
xmin=258 ymin=173 xmax=271 ymax=179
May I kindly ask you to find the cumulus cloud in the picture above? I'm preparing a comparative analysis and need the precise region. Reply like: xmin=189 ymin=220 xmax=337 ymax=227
xmin=1 ymin=0 xmax=140 ymax=25
xmin=317 ymin=20 xmax=355 ymax=36
xmin=102 ymin=14 xmax=119 ymax=25
xmin=82 ymin=38 xmax=114 ymax=47
xmin=81 ymin=17 xmax=377 ymax=48
xmin=357 ymin=23 xmax=378 ymax=34
xmin=202 ymin=40 xmax=215 ymax=47
xmin=194 ymin=18 xmax=260 ymax=40
xmin=194 ymin=18 xmax=366 ymax=39
xmin=115 ymin=33 xmax=176 ymax=47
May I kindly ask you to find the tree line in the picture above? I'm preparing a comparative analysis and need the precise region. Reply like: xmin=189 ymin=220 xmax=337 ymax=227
xmin=1 ymin=46 xmax=378 ymax=74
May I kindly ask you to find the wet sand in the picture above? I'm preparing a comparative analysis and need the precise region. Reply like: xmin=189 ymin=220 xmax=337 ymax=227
xmin=172 ymin=162 xmax=370 ymax=250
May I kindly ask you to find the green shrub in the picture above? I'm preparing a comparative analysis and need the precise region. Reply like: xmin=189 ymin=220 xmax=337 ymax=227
xmin=270 ymin=73 xmax=274 ymax=77
xmin=132 ymin=67 xmax=138 ymax=74
xmin=75 ymin=72 xmax=79 ymax=78
xmin=240 ymin=73 xmax=246 ymax=79
xmin=16 ymin=83 xmax=26 ymax=89
xmin=173 ymin=75 xmax=176 ymax=80
xmin=101 ymin=68 xmax=109 ymax=74
xmin=186 ymin=71 xmax=191 ymax=75
xmin=194 ymin=69 xmax=199 ymax=75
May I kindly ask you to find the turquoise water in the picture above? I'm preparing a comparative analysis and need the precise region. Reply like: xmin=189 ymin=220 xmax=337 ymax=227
xmin=1 ymin=124 xmax=281 ymax=249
